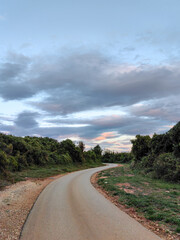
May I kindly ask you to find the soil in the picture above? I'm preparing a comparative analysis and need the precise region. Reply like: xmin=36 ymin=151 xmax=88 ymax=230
xmin=0 ymin=174 xmax=65 ymax=240
xmin=91 ymin=171 xmax=180 ymax=240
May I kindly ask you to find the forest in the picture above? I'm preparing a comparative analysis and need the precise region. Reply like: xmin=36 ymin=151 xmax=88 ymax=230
xmin=102 ymin=122 xmax=180 ymax=182
xmin=131 ymin=121 xmax=180 ymax=182
xmin=0 ymin=122 xmax=179 ymax=183
xmin=0 ymin=134 xmax=102 ymax=179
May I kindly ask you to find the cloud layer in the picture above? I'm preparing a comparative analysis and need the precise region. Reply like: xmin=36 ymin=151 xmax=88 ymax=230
xmin=0 ymin=50 xmax=179 ymax=151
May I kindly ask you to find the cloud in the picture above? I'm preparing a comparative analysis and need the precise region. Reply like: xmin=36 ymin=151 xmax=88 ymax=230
xmin=94 ymin=132 xmax=117 ymax=141
xmin=0 ymin=83 xmax=35 ymax=100
xmin=0 ymin=108 xmax=175 ymax=152
xmin=14 ymin=111 xmax=39 ymax=129
xmin=0 ymin=62 xmax=24 ymax=81
xmin=1 ymin=51 xmax=180 ymax=114
xmin=0 ymin=50 xmax=179 ymax=151
xmin=130 ymin=96 xmax=180 ymax=122
xmin=32 ymin=60 xmax=180 ymax=116
xmin=0 ymin=53 xmax=35 ymax=100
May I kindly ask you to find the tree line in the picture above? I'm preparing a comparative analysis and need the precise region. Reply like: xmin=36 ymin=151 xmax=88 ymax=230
xmin=0 ymin=134 xmax=102 ymax=176
xmin=1 ymin=121 xmax=179 ymax=182
xmin=102 ymin=151 xmax=132 ymax=163
xmin=131 ymin=121 xmax=180 ymax=182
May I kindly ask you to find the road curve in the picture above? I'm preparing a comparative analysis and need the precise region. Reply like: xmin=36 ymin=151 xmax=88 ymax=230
xmin=20 ymin=164 xmax=162 ymax=240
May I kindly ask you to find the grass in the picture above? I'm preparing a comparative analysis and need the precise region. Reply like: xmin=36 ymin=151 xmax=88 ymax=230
xmin=0 ymin=162 xmax=102 ymax=189
xmin=98 ymin=164 xmax=180 ymax=234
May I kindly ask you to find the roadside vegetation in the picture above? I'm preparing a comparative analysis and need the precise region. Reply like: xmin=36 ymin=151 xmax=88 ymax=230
xmin=0 ymin=134 xmax=102 ymax=188
xmin=102 ymin=151 xmax=132 ymax=164
xmin=102 ymin=122 xmax=180 ymax=183
xmin=98 ymin=122 xmax=180 ymax=236
xmin=98 ymin=165 xmax=180 ymax=235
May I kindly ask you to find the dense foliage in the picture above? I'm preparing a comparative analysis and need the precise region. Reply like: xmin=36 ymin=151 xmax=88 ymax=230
xmin=131 ymin=122 xmax=180 ymax=182
xmin=102 ymin=150 xmax=132 ymax=163
xmin=0 ymin=134 xmax=102 ymax=176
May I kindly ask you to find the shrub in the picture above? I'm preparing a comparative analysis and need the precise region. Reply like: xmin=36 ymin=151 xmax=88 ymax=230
xmin=61 ymin=153 xmax=73 ymax=165
xmin=8 ymin=156 xmax=18 ymax=171
xmin=84 ymin=150 xmax=97 ymax=164
xmin=153 ymin=153 xmax=180 ymax=182
xmin=0 ymin=150 xmax=8 ymax=169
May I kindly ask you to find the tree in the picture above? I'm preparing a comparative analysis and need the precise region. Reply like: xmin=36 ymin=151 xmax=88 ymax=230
xmin=93 ymin=145 xmax=102 ymax=156
xmin=0 ymin=150 xmax=8 ymax=170
xmin=59 ymin=139 xmax=83 ymax=163
xmin=78 ymin=141 xmax=85 ymax=152
xmin=131 ymin=135 xmax=151 ymax=162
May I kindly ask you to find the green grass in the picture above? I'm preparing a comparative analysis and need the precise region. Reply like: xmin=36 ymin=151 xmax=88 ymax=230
xmin=98 ymin=165 xmax=180 ymax=234
xmin=0 ymin=162 xmax=103 ymax=189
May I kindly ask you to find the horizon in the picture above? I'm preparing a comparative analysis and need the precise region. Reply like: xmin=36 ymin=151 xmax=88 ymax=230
xmin=0 ymin=0 xmax=180 ymax=152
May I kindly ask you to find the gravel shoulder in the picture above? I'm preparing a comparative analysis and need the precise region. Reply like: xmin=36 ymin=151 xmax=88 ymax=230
xmin=0 ymin=174 xmax=65 ymax=240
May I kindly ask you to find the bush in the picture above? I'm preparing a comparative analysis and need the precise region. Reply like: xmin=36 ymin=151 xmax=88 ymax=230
xmin=60 ymin=153 xmax=73 ymax=165
xmin=102 ymin=151 xmax=132 ymax=163
xmin=130 ymin=121 xmax=180 ymax=182
xmin=153 ymin=153 xmax=180 ymax=182
xmin=140 ymin=154 xmax=155 ymax=170
xmin=8 ymin=156 xmax=18 ymax=171
xmin=0 ymin=150 xmax=8 ymax=170
xmin=84 ymin=150 xmax=97 ymax=164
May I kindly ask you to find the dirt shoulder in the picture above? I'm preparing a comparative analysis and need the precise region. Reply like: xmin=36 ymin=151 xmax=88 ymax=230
xmin=0 ymin=174 xmax=66 ymax=240
xmin=91 ymin=171 xmax=179 ymax=240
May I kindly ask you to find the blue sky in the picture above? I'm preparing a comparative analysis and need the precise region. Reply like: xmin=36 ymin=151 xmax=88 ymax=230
xmin=0 ymin=0 xmax=180 ymax=151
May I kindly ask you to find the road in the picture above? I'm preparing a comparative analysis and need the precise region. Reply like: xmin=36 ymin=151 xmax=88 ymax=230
xmin=20 ymin=164 xmax=162 ymax=240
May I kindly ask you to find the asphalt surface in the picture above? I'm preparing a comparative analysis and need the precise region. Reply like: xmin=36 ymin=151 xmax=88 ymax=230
xmin=20 ymin=164 xmax=162 ymax=240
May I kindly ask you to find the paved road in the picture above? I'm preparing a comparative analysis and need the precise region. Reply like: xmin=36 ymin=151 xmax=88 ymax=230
xmin=20 ymin=164 xmax=162 ymax=240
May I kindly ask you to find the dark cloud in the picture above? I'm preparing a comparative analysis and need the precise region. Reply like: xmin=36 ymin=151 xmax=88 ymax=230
xmin=42 ymin=114 xmax=170 ymax=139
xmin=0 ymin=51 xmax=180 ymax=114
xmin=14 ymin=111 xmax=39 ymax=129
xmin=130 ymin=97 xmax=180 ymax=122
xmin=0 ymin=83 xmax=35 ymax=100
xmin=0 ymin=63 xmax=24 ymax=82
xmin=0 ymin=51 xmax=179 ymax=151
xmin=31 ymin=63 xmax=180 ymax=116
xmin=0 ymin=53 xmax=33 ymax=100
xmin=0 ymin=108 xmax=174 ymax=153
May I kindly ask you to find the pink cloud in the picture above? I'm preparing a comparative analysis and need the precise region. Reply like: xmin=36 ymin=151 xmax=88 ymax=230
xmin=94 ymin=132 xmax=117 ymax=141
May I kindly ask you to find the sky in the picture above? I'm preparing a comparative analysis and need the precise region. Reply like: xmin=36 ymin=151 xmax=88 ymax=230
xmin=0 ymin=0 xmax=180 ymax=152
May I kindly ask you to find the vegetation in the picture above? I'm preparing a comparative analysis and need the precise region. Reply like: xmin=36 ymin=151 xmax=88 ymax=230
xmin=102 ymin=150 xmax=132 ymax=163
xmin=0 ymin=133 xmax=102 ymax=187
xmin=98 ymin=165 xmax=180 ymax=234
xmin=97 ymin=123 xmax=180 ymax=236
xmin=131 ymin=122 xmax=180 ymax=182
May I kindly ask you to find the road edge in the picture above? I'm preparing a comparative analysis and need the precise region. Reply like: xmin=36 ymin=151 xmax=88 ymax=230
xmin=90 ymin=169 xmax=178 ymax=240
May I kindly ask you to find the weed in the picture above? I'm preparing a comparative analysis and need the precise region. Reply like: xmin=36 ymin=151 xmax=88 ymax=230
xmin=98 ymin=164 xmax=180 ymax=235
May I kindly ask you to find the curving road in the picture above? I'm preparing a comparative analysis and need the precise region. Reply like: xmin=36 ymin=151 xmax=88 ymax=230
xmin=20 ymin=164 xmax=162 ymax=240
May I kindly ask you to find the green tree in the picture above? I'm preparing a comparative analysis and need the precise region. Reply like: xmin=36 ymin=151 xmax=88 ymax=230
xmin=93 ymin=145 xmax=102 ymax=157
xmin=0 ymin=150 xmax=8 ymax=170
xmin=131 ymin=135 xmax=151 ymax=162
xmin=78 ymin=141 xmax=85 ymax=152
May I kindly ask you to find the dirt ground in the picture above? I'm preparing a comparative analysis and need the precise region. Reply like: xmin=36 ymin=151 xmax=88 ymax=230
xmin=91 ymin=172 xmax=180 ymax=240
xmin=0 ymin=174 xmax=65 ymax=240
